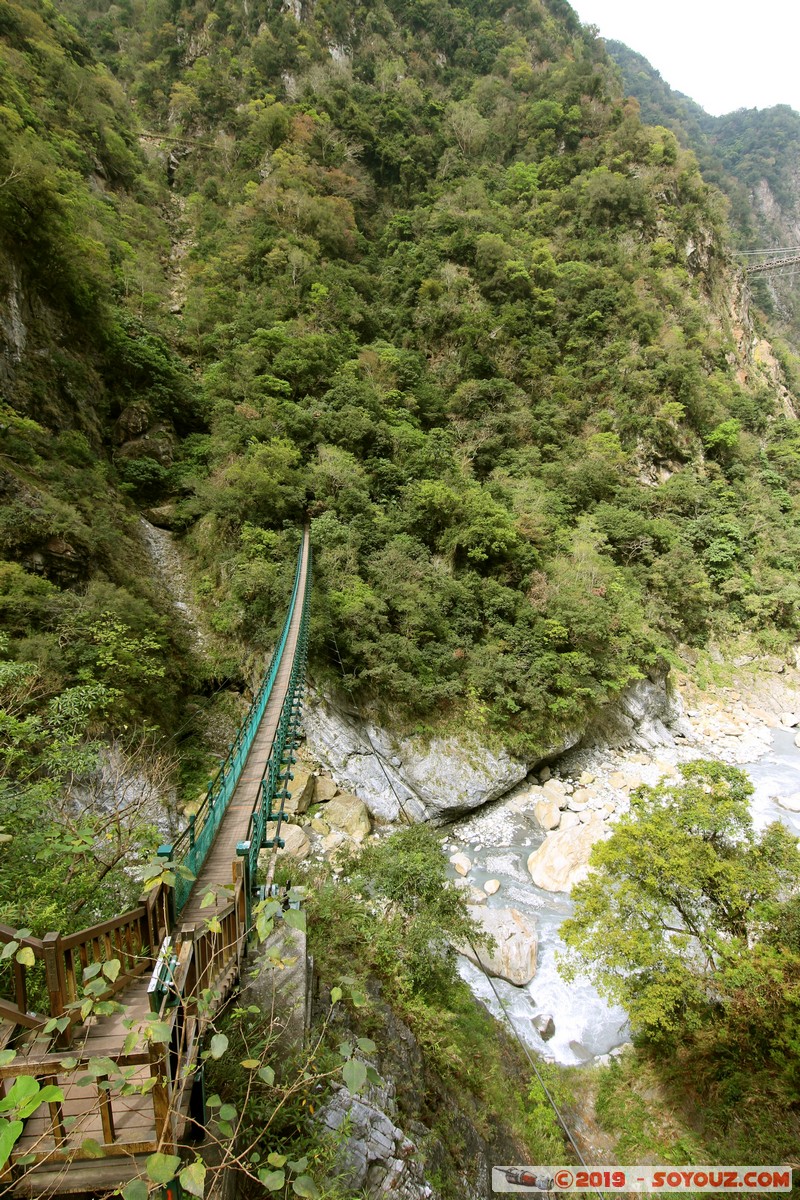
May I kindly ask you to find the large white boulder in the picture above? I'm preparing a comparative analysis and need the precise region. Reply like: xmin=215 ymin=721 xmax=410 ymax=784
xmin=282 ymin=764 xmax=315 ymax=816
xmin=526 ymin=818 xmax=610 ymax=892
xmin=263 ymin=822 xmax=311 ymax=861
xmin=534 ymin=796 xmax=561 ymax=830
xmin=458 ymin=906 xmax=537 ymax=986
xmin=324 ymin=792 xmax=372 ymax=841
xmin=776 ymin=791 xmax=800 ymax=812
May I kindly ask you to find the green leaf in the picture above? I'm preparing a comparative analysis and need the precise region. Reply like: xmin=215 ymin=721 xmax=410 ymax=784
xmin=365 ymin=1066 xmax=382 ymax=1085
xmin=36 ymin=1086 xmax=64 ymax=1107
xmin=260 ymin=1169 xmax=285 ymax=1190
xmin=80 ymin=1137 xmax=107 ymax=1159
xmin=0 ymin=1076 xmax=39 ymax=1118
xmin=350 ymin=988 xmax=367 ymax=1008
xmin=15 ymin=946 xmax=35 ymax=968
xmin=205 ymin=1093 xmax=222 ymax=1108
xmin=146 ymin=1152 xmax=182 ymax=1184
xmin=287 ymin=1157 xmax=307 ymax=1172
xmin=0 ymin=1119 xmax=23 ymax=1169
xmin=281 ymin=908 xmax=306 ymax=933
xmin=122 ymin=1179 xmax=149 ymax=1200
xmin=338 ymin=1042 xmax=352 ymax=1060
xmin=147 ymin=1021 xmax=171 ymax=1044
xmin=240 ymin=1059 xmax=260 ymax=1069
xmin=267 ymin=1152 xmax=286 ymax=1168
xmin=102 ymin=959 xmax=121 ymax=982
xmin=1 ymin=941 xmax=19 ymax=961
xmin=292 ymin=1176 xmax=320 ymax=1199
xmin=330 ymin=986 xmax=342 ymax=1004
xmin=180 ymin=1161 xmax=207 ymax=1198
xmin=83 ymin=962 xmax=103 ymax=981
xmin=342 ymin=1058 xmax=368 ymax=1093
xmin=257 ymin=1066 xmax=275 ymax=1086
xmin=209 ymin=1033 xmax=228 ymax=1060
xmin=356 ymin=1037 xmax=376 ymax=1053
xmin=0 ymin=1051 xmax=16 ymax=1067
xmin=206 ymin=917 xmax=222 ymax=934
xmin=218 ymin=1104 xmax=237 ymax=1122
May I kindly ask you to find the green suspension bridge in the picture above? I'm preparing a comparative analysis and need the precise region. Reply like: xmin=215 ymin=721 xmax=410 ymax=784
xmin=0 ymin=528 xmax=312 ymax=1195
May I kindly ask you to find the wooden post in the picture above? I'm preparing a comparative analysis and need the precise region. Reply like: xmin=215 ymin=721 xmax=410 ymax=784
xmin=49 ymin=1095 xmax=67 ymax=1148
xmin=149 ymin=1042 xmax=175 ymax=1153
xmin=97 ymin=1078 xmax=116 ymax=1144
xmin=42 ymin=932 xmax=70 ymax=1048
xmin=42 ymin=932 xmax=64 ymax=1018
xmin=12 ymin=956 xmax=27 ymax=1014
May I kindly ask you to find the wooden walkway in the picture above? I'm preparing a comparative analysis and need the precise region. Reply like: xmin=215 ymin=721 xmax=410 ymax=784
xmin=181 ymin=526 xmax=310 ymax=923
xmin=2 ymin=529 xmax=311 ymax=1194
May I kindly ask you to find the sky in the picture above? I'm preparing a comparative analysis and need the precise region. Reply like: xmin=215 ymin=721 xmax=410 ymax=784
xmin=570 ymin=0 xmax=800 ymax=117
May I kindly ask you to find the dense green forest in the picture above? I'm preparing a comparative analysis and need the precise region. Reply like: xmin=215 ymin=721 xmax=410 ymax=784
xmin=2 ymin=0 xmax=800 ymax=924
xmin=606 ymin=40 xmax=800 ymax=343
xmin=2 ymin=0 xmax=800 ymax=1188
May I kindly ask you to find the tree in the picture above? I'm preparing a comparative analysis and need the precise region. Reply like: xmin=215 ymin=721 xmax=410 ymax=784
xmin=559 ymin=761 xmax=800 ymax=1042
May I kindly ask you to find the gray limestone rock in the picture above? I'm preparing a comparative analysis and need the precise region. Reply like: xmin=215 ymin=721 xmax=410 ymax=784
xmin=304 ymin=692 xmax=533 ymax=823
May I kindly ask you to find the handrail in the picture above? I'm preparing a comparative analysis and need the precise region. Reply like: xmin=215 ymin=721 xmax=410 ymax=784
xmin=237 ymin=539 xmax=312 ymax=889
xmin=163 ymin=532 xmax=308 ymax=913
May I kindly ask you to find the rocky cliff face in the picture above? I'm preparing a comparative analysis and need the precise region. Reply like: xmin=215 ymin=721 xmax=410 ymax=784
xmin=303 ymin=668 xmax=686 ymax=824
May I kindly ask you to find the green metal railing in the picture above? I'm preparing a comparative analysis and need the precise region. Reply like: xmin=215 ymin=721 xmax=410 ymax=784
xmin=160 ymin=534 xmax=310 ymax=914
xmin=237 ymin=541 xmax=312 ymax=908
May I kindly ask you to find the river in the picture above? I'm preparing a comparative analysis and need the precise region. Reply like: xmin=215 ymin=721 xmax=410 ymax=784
xmin=446 ymin=728 xmax=800 ymax=1067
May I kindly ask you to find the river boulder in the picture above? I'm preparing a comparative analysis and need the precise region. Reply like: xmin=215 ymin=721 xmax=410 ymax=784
xmin=526 ymin=818 xmax=610 ymax=892
xmin=458 ymin=905 xmax=537 ymax=986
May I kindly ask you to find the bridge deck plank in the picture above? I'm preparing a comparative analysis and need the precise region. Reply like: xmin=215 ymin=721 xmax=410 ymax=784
xmin=180 ymin=532 xmax=309 ymax=925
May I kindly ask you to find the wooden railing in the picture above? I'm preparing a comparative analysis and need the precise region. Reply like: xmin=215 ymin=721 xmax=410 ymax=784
xmin=0 ymin=864 xmax=250 ymax=1175
xmin=0 ymin=884 xmax=169 ymax=1038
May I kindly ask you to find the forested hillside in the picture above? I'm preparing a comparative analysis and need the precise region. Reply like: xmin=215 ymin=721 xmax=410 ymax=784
xmin=3 ymin=0 xmax=800 ymax=1190
xmin=3 ymin=0 xmax=800 ymax=883
xmin=607 ymin=40 xmax=800 ymax=347
xmin=59 ymin=0 xmax=800 ymax=751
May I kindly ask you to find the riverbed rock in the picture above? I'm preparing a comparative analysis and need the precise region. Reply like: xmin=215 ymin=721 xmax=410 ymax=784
xmin=484 ymin=879 xmax=500 ymax=895
xmin=450 ymin=852 xmax=472 ymax=876
xmin=532 ymin=1014 xmax=556 ymax=1041
xmin=304 ymin=693 xmax=541 ymax=822
xmin=776 ymin=791 xmax=800 ymax=812
xmin=264 ymin=822 xmax=310 ymax=860
xmin=314 ymin=776 xmax=338 ymax=803
xmin=580 ymin=665 xmax=686 ymax=750
xmin=283 ymin=764 xmax=315 ymax=815
xmin=541 ymin=778 xmax=567 ymax=804
xmin=459 ymin=906 xmax=538 ymax=986
xmin=534 ymin=797 xmax=561 ymax=830
xmin=526 ymin=818 xmax=610 ymax=892
xmin=558 ymin=811 xmax=581 ymax=831
xmin=779 ymin=712 xmax=800 ymax=728
xmin=325 ymin=793 xmax=372 ymax=841
xmin=453 ymin=877 xmax=486 ymax=904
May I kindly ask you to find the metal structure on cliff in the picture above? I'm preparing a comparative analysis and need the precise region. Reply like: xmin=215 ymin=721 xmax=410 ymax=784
xmin=740 ymin=245 xmax=800 ymax=277
xmin=0 ymin=528 xmax=312 ymax=1195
